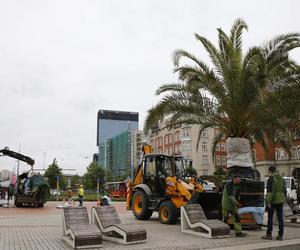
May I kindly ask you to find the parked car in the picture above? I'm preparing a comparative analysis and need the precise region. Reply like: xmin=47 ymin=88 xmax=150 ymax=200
xmin=51 ymin=189 xmax=60 ymax=196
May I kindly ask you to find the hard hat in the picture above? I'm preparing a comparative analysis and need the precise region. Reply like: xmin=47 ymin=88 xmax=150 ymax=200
xmin=80 ymin=184 xmax=83 ymax=187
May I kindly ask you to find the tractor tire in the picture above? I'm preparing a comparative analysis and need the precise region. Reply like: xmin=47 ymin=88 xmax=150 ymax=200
xmin=132 ymin=190 xmax=153 ymax=220
xmin=158 ymin=200 xmax=179 ymax=224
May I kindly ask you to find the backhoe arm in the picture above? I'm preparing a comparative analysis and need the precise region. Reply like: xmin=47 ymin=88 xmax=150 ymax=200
xmin=0 ymin=147 xmax=35 ymax=166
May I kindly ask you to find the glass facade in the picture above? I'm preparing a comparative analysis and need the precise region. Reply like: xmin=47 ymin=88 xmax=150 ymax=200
xmin=97 ymin=109 xmax=139 ymax=179
xmin=99 ymin=131 xmax=132 ymax=179
xmin=97 ymin=110 xmax=139 ymax=145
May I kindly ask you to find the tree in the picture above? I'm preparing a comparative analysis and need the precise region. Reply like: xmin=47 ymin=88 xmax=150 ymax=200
xmin=105 ymin=168 xmax=113 ymax=182
xmin=82 ymin=161 xmax=105 ymax=190
xmin=145 ymin=18 xmax=300 ymax=161
xmin=44 ymin=158 xmax=65 ymax=189
xmin=71 ymin=174 xmax=82 ymax=188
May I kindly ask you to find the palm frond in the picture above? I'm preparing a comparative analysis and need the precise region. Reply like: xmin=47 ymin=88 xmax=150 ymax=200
xmin=230 ymin=18 xmax=248 ymax=52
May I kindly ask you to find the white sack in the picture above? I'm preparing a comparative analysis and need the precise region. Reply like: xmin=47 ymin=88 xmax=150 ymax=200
xmin=226 ymin=137 xmax=254 ymax=168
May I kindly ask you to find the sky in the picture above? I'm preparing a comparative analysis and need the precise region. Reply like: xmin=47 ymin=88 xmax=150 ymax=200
xmin=0 ymin=0 xmax=299 ymax=175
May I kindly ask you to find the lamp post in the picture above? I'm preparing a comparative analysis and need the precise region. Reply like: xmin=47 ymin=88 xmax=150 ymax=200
xmin=56 ymin=175 xmax=60 ymax=201
xmin=130 ymin=132 xmax=134 ymax=180
xmin=16 ymin=143 xmax=21 ymax=180
xmin=96 ymin=177 xmax=100 ymax=205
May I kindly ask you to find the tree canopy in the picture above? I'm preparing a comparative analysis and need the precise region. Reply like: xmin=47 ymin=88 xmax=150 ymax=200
xmin=44 ymin=158 xmax=66 ymax=189
xmin=82 ymin=161 xmax=105 ymax=190
xmin=145 ymin=18 xmax=300 ymax=153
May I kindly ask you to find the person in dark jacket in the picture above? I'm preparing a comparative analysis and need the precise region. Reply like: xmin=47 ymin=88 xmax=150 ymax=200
xmin=222 ymin=174 xmax=246 ymax=237
xmin=262 ymin=166 xmax=287 ymax=241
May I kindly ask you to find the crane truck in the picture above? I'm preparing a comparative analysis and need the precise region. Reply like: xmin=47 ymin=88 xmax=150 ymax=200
xmin=0 ymin=147 xmax=50 ymax=207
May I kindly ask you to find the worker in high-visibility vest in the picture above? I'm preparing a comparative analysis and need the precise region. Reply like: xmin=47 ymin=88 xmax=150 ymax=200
xmin=78 ymin=184 xmax=85 ymax=207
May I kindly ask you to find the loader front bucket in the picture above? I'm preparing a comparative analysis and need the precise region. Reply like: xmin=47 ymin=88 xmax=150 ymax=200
xmin=189 ymin=191 xmax=221 ymax=219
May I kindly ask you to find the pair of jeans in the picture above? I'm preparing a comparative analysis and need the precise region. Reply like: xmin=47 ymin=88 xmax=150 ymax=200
xmin=267 ymin=203 xmax=284 ymax=236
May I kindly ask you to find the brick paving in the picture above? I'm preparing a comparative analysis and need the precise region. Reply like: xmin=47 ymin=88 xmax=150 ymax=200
xmin=1 ymin=201 xmax=300 ymax=250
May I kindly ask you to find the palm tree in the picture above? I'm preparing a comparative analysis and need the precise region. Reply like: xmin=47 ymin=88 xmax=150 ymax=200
xmin=144 ymin=18 xmax=300 ymax=159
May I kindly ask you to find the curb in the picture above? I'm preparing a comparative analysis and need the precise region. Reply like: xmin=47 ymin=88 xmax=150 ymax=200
xmin=208 ymin=238 xmax=300 ymax=250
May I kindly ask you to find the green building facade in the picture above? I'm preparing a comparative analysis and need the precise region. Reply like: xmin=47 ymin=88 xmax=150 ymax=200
xmin=99 ymin=131 xmax=132 ymax=180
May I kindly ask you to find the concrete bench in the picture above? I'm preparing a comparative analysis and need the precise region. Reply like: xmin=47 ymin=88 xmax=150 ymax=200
xmin=181 ymin=204 xmax=230 ymax=238
xmin=91 ymin=206 xmax=147 ymax=244
xmin=62 ymin=207 xmax=102 ymax=249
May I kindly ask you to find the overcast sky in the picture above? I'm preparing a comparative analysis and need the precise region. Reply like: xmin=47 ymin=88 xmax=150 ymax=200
xmin=0 ymin=0 xmax=299 ymax=175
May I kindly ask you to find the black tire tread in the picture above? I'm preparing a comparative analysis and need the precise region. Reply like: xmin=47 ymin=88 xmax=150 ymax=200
xmin=132 ymin=190 xmax=153 ymax=220
xmin=159 ymin=200 xmax=179 ymax=224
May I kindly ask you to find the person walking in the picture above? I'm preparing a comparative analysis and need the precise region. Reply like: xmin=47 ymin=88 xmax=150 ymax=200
xmin=262 ymin=166 xmax=286 ymax=241
xmin=222 ymin=174 xmax=246 ymax=237
xmin=78 ymin=184 xmax=85 ymax=207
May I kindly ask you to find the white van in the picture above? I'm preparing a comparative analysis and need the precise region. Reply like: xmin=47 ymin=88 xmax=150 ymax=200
xmin=284 ymin=177 xmax=298 ymax=205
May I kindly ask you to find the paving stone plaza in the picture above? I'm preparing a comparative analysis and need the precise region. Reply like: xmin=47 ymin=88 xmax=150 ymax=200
xmin=1 ymin=201 xmax=300 ymax=250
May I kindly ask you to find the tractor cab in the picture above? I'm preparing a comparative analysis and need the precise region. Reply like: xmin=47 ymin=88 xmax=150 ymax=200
xmin=173 ymin=156 xmax=187 ymax=177
xmin=142 ymin=154 xmax=174 ymax=196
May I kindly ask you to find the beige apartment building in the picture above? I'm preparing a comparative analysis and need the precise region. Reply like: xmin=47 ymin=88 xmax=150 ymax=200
xmin=147 ymin=120 xmax=216 ymax=176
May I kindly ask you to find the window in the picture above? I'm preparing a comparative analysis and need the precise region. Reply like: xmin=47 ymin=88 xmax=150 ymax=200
xmin=145 ymin=157 xmax=156 ymax=177
xmin=178 ymin=145 xmax=182 ymax=154
xmin=174 ymin=131 xmax=181 ymax=142
xmin=174 ymin=144 xmax=181 ymax=154
xmin=216 ymin=143 xmax=220 ymax=151
xmin=221 ymin=143 xmax=226 ymax=152
xmin=169 ymin=135 xmax=173 ymax=143
xmin=175 ymin=145 xmax=178 ymax=154
xmin=221 ymin=156 xmax=226 ymax=165
xmin=202 ymin=129 xmax=208 ymax=137
xmin=182 ymin=141 xmax=191 ymax=154
xmin=202 ymin=142 xmax=208 ymax=151
xmin=203 ymin=169 xmax=208 ymax=175
xmin=275 ymin=148 xmax=280 ymax=160
xmin=275 ymin=148 xmax=287 ymax=160
xmin=214 ymin=128 xmax=220 ymax=136
xmin=202 ymin=155 xmax=208 ymax=165
xmin=156 ymin=156 xmax=173 ymax=177
xmin=183 ymin=128 xmax=190 ymax=139
xmin=292 ymin=147 xmax=297 ymax=159
xmin=216 ymin=156 xmax=220 ymax=165
xmin=293 ymin=129 xmax=300 ymax=140
xmin=294 ymin=147 xmax=300 ymax=159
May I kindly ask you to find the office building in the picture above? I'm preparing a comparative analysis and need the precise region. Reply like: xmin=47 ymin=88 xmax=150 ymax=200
xmin=97 ymin=109 xmax=139 ymax=146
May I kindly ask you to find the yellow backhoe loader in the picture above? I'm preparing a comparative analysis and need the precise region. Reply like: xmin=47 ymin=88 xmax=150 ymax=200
xmin=126 ymin=145 xmax=220 ymax=224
